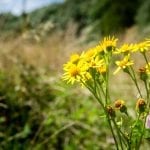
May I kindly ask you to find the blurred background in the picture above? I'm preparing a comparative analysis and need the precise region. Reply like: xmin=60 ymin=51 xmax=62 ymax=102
xmin=0 ymin=0 xmax=150 ymax=149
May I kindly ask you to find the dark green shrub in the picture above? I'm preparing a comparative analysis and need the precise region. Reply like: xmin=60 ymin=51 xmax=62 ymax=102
xmin=89 ymin=0 xmax=140 ymax=35
xmin=136 ymin=0 xmax=150 ymax=27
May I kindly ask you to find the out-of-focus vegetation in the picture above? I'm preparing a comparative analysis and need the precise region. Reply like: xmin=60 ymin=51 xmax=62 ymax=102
xmin=136 ymin=0 xmax=150 ymax=27
xmin=0 ymin=62 xmax=115 ymax=149
xmin=1 ymin=0 xmax=150 ymax=37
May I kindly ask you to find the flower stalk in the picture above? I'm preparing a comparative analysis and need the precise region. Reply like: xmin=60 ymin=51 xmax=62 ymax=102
xmin=63 ymin=36 xmax=150 ymax=149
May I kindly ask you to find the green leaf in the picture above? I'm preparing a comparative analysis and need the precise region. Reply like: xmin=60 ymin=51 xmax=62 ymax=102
xmin=144 ymin=129 xmax=150 ymax=139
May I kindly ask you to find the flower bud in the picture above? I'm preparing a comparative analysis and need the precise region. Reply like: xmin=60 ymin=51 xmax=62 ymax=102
xmin=106 ymin=105 xmax=116 ymax=118
xmin=138 ymin=67 xmax=148 ymax=81
xmin=136 ymin=98 xmax=146 ymax=113
xmin=114 ymin=99 xmax=127 ymax=115
xmin=115 ymin=99 xmax=125 ymax=109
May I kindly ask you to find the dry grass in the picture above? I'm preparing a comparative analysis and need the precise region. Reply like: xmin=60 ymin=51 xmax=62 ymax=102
xmin=0 ymin=26 xmax=148 ymax=82
xmin=1 ymin=25 xmax=147 ymax=71
xmin=0 ymin=24 xmax=96 ymax=72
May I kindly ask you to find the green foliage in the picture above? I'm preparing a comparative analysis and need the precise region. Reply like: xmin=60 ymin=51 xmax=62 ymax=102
xmin=0 ymin=0 xmax=144 ymax=37
xmin=0 ymin=62 xmax=116 ymax=149
xmin=136 ymin=0 xmax=150 ymax=27
xmin=131 ymin=119 xmax=143 ymax=148
xmin=0 ymin=13 xmax=21 ymax=36
xmin=29 ymin=4 xmax=60 ymax=27
xmin=89 ymin=0 xmax=140 ymax=35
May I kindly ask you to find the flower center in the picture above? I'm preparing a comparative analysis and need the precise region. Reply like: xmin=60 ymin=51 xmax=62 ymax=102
xmin=69 ymin=67 xmax=80 ymax=77
xmin=119 ymin=60 xmax=128 ymax=67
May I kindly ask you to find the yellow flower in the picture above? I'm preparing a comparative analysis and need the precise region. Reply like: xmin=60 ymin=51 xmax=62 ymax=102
xmin=70 ymin=53 xmax=80 ymax=64
xmin=97 ymin=64 xmax=107 ymax=74
xmin=99 ymin=36 xmax=118 ymax=52
xmin=134 ymin=40 xmax=150 ymax=52
xmin=94 ymin=44 xmax=105 ymax=55
xmin=114 ymin=54 xmax=134 ymax=74
xmin=83 ymin=47 xmax=97 ymax=62
xmin=145 ymin=63 xmax=150 ymax=74
xmin=63 ymin=61 xmax=90 ymax=84
xmin=88 ymin=57 xmax=104 ymax=69
xmin=115 ymin=43 xmax=136 ymax=54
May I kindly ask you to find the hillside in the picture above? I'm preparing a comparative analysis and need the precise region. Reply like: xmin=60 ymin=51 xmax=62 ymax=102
xmin=1 ymin=0 xmax=150 ymax=38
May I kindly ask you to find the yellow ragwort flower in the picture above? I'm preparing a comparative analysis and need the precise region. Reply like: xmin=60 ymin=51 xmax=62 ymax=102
xmin=94 ymin=44 xmax=105 ymax=55
xmin=145 ymin=62 xmax=150 ymax=74
xmin=70 ymin=53 xmax=80 ymax=64
xmin=114 ymin=54 xmax=134 ymax=74
xmin=99 ymin=36 xmax=118 ymax=52
xmin=88 ymin=57 xmax=104 ymax=69
xmin=63 ymin=61 xmax=90 ymax=84
xmin=134 ymin=40 xmax=150 ymax=52
xmin=97 ymin=63 xmax=107 ymax=74
xmin=115 ymin=43 xmax=136 ymax=54
xmin=83 ymin=47 xmax=97 ymax=62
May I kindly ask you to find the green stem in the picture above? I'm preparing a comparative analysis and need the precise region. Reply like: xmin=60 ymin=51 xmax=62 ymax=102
xmin=106 ymin=114 xmax=119 ymax=150
xmin=81 ymin=79 xmax=104 ymax=109
xmin=129 ymin=114 xmax=141 ymax=150
xmin=112 ymin=119 xmax=125 ymax=150
xmin=103 ymin=54 xmax=111 ymax=104
xmin=142 ymin=52 xmax=150 ymax=103
xmin=97 ymin=79 xmax=105 ymax=97
xmin=93 ymin=71 xmax=97 ymax=94
xmin=144 ymin=80 xmax=149 ymax=102
xmin=142 ymin=52 xmax=149 ymax=66
xmin=129 ymin=67 xmax=143 ymax=98
xmin=105 ymin=62 xmax=111 ymax=104
xmin=136 ymin=115 xmax=147 ymax=150
xmin=83 ymin=81 xmax=119 ymax=150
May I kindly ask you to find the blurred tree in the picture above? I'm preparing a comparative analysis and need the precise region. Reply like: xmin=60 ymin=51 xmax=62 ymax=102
xmin=136 ymin=0 xmax=150 ymax=27
xmin=21 ymin=0 xmax=31 ymax=32
xmin=89 ymin=0 xmax=140 ymax=34
xmin=0 ymin=13 xmax=20 ymax=36
xmin=0 ymin=0 xmax=146 ymax=37
xmin=60 ymin=0 xmax=91 ymax=35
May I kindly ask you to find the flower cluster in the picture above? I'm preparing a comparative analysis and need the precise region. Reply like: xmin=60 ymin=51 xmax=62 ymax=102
xmin=63 ymin=36 xmax=150 ymax=85
xmin=63 ymin=36 xmax=150 ymax=149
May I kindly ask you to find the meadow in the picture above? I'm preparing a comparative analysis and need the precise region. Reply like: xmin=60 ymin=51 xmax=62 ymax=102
xmin=0 ymin=0 xmax=150 ymax=149
xmin=0 ymin=27 xmax=149 ymax=149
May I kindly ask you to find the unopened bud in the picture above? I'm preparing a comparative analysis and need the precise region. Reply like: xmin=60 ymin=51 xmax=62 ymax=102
xmin=136 ymin=98 xmax=146 ymax=113
xmin=106 ymin=105 xmax=116 ymax=118
xmin=114 ymin=99 xmax=128 ymax=115
xmin=139 ymin=67 xmax=148 ymax=81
